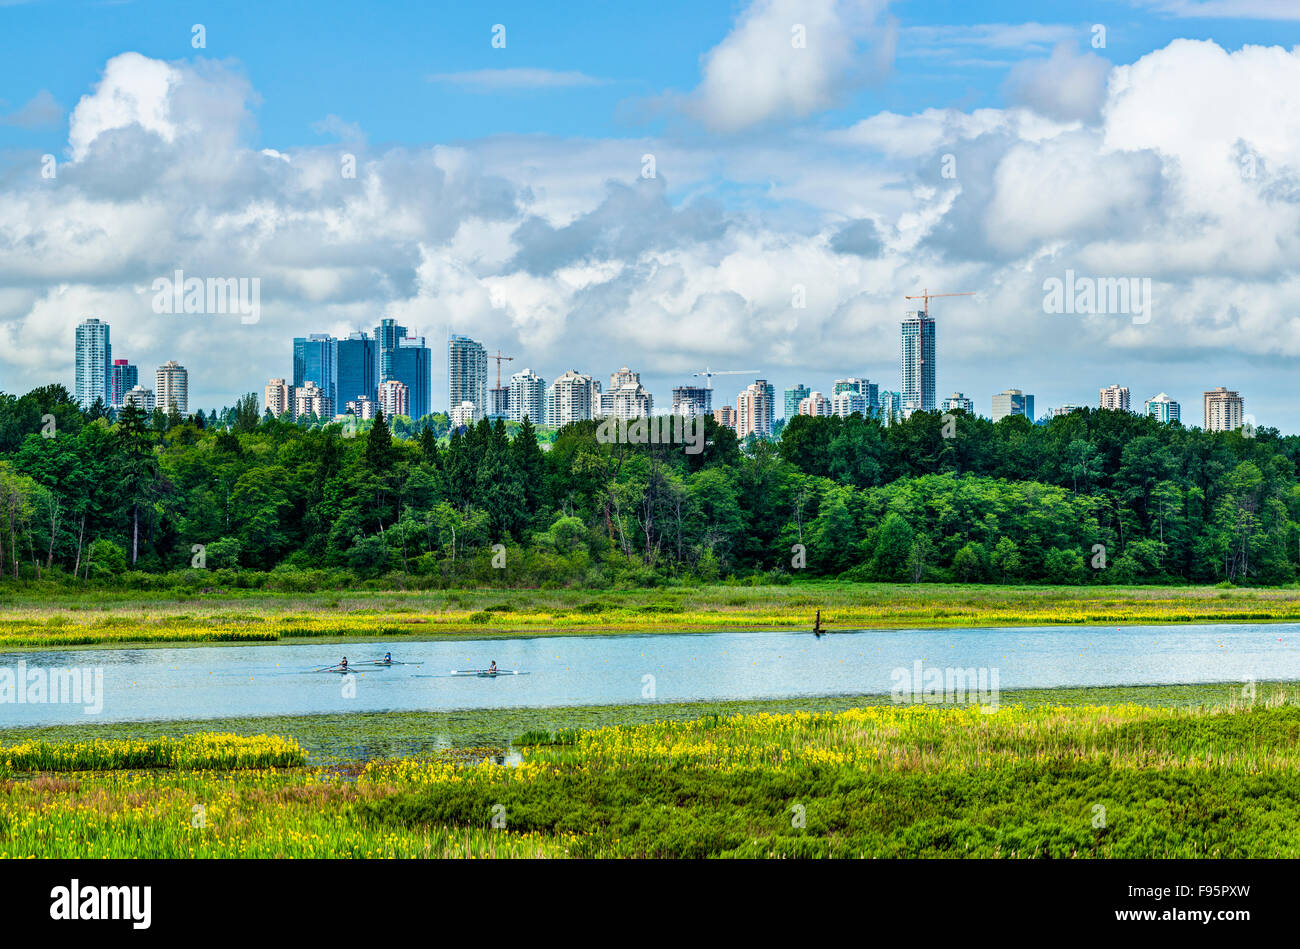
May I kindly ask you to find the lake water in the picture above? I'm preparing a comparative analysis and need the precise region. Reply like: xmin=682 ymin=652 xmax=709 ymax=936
xmin=2 ymin=623 xmax=1299 ymax=726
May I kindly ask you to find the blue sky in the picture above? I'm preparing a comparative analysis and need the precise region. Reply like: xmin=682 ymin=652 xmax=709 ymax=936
xmin=4 ymin=0 xmax=1300 ymax=427
xmin=7 ymin=0 xmax=1299 ymax=149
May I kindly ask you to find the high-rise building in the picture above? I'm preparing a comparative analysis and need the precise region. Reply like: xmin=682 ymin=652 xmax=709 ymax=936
xmin=448 ymin=335 xmax=488 ymax=422
xmin=1203 ymin=387 xmax=1244 ymax=432
xmin=368 ymin=319 xmax=430 ymax=417
xmin=392 ymin=336 xmax=431 ymax=419
xmin=784 ymin=384 xmax=810 ymax=419
xmin=832 ymin=378 xmax=878 ymax=417
xmin=599 ymin=367 xmax=652 ymax=419
xmin=736 ymin=379 xmax=775 ymax=438
xmin=74 ymin=318 xmax=112 ymax=409
xmin=901 ymin=310 xmax=936 ymax=416
xmin=155 ymin=360 xmax=188 ymax=415
xmin=289 ymin=326 xmax=423 ymax=418
xmin=608 ymin=367 xmax=639 ymax=389
xmin=294 ymin=380 xmax=333 ymax=419
xmin=714 ymin=405 xmax=736 ymax=429
xmin=346 ymin=396 xmax=377 ymax=421
xmin=799 ymin=391 xmax=833 ymax=416
xmin=508 ymin=369 xmax=547 ymax=425
xmin=992 ymin=388 xmax=1034 ymax=422
xmin=1145 ymin=392 xmax=1181 ymax=424
xmin=265 ymin=379 xmax=294 ymax=417
xmin=110 ymin=358 xmax=137 ymax=408
xmin=848 ymin=380 xmax=880 ymax=416
xmin=489 ymin=385 xmax=510 ymax=421
xmin=864 ymin=381 xmax=881 ymax=415
xmin=450 ymin=401 xmax=477 ymax=429
xmin=1052 ymin=404 xmax=1084 ymax=417
xmin=293 ymin=334 xmax=337 ymax=405
xmin=291 ymin=330 xmax=374 ymax=411
xmin=374 ymin=319 xmax=407 ymax=386
xmin=487 ymin=348 xmax=515 ymax=421
xmin=336 ymin=332 xmax=377 ymax=407
xmin=377 ymin=379 xmax=409 ymax=419
xmin=1099 ymin=384 xmax=1130 ymax=412
xmin=879 ymin=391 xmax=902 ymax=425
xmin=672 ymin=386 xmax=712 ymax=417
xmin=941 ymin=392 xmax=973 ymax=413
xmin=831 ymin=390 xmax=867 ymax=417
xmin=547 ymin=370 xmax=600 ymax=426
xmin=123 ymin=385 xmax=155 ymax=413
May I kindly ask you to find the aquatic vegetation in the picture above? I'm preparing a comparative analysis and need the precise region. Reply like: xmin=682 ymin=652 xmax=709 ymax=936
xmin=0 ymin=733 xmax=306 ymax=773
xmin=0 ymin=681 xmax=1280 ymax=763
xmin=0 ymin=765 xmax=564 ymax=858
xmin=361 ymin=696 xmax=1300 ymax=858
xmin=515 ymin=728 xmax=581 ymax=747
xmin=5 ymin=692 xmax=1300 ymax=858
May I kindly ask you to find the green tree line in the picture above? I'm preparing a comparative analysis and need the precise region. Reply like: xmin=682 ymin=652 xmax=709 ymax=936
xmin=0 ymin=382 xmax=1297 ymax=589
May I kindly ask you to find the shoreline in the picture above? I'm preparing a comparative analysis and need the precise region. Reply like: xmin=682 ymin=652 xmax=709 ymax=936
xmin=2 ymin=681 xmax=1288 ymax=755
xmin=2 ymin=612 xmax=1299 ymax=653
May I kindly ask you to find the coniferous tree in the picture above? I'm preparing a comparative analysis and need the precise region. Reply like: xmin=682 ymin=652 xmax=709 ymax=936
xmin=417 ymin=424 xmax=440 ymax=466
xmin=512 ymin=415 xmax=547 ymax=524
xmin=114 ymin=405 xmax=157 ymax=566
xmin=233 ymin=393 xmax=261 ymax=434
xmin=444 ymin=427 xmax=475 ymax=506
xmin=366 ymin=408 xmax=394 ymax=471
xmin=476 ymin=418 xmax=524 ymax=539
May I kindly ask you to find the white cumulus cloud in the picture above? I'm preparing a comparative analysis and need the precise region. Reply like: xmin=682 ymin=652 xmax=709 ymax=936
xmin=683 ymin=0 xmax=896 ymax=132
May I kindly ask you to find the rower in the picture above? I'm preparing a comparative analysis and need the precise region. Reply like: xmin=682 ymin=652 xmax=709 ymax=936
xmin=339 ymin=657 xmax=348 ymax=670
xmin=383 ymin=652 xmax=392 ymax=664
xmin=488 ymin=660 xmax=498 ymax=674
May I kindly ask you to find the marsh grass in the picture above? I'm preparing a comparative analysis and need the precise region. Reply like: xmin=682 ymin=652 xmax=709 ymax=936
xmin=5 ymin=691 xmax=1299 ymax=858
xmin=360 ymin=694 xmax=1300 ymax=857
xmin=0 ymin=763 xmax=564 ymax=858
xmin=0 ymin=733 xmax=306 ymax=773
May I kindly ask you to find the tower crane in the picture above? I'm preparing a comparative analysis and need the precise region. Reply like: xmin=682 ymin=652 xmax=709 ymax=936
xmin=904 ymin=288 xmax=974 ymax=316
xmin=692 ymin=367 xmax=760 ymax=389
xmin=489 ymin=350 xmax=515 ymax=389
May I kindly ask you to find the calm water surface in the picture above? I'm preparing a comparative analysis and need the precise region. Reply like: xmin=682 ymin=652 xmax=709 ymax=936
xmin=2 ymin=623 xmax=1298 ymax=726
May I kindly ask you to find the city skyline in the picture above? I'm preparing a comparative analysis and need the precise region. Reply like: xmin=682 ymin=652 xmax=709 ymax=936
xmin=71 ymin=315 xmax=1254 ymax=433
xmin=51 ymin=307 xmax=1279 ymax=433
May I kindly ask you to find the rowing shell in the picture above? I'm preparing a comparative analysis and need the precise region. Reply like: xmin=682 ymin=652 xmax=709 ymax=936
xmin=412 ymin=670 xmax=530 ymax=678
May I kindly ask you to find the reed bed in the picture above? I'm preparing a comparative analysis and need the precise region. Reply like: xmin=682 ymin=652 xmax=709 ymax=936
xmin=0 ymin=765 xmax=565 ymax=858
xmin=358 ymin=695 xmax=1300 ymax=857
xmin=6 ymin=696 xmax=1300 ymax=857
xmin=0 ymin=733 xmax=306 ymax=773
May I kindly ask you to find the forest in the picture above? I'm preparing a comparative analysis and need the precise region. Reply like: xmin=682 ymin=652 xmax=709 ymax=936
xmin=0 ymin=382 xmax=1296 ymax=590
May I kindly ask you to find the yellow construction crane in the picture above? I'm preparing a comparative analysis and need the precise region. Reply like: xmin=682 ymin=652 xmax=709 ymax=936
xmin=904 ymin=288 xmax=974 ymax=316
